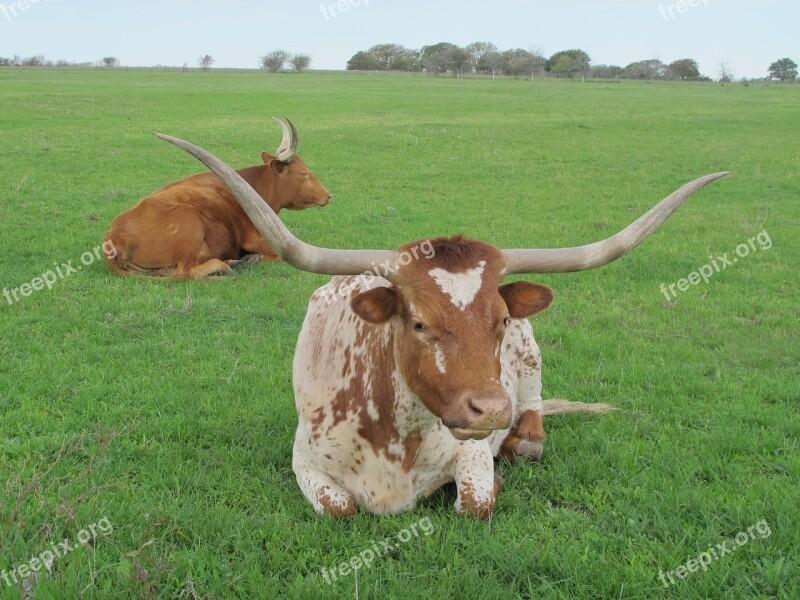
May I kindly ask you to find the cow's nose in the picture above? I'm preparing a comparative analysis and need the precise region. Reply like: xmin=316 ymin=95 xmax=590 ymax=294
xmin=466 ymin=391 xmax=512 ymax=430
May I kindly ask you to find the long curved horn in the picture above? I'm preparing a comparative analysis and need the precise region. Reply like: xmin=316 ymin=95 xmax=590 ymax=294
xmin=155 ymin=133 xmax=397 ymax=275
xmin=287 ymin=117 xmax=299 ymax=157
xmin=502 ymin=172 xmax=729 ymax=274
xmin=273 ymin=117 xmax=296 ymax=162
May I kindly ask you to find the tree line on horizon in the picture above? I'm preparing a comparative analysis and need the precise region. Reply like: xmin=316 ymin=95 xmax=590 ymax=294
xmin=346 ymin=43 xmax=799 ymax=83
xmin=1 ymin=49 xmax=797 ymax=83
xmin=0 ymin=52 xmax=314 ymax=73
xmin=0 ymin=55 xmax=121 ymax=68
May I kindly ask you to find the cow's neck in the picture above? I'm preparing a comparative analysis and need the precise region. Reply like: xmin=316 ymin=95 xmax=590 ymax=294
xmin=235 ymin=166 xmax=285 ymax=212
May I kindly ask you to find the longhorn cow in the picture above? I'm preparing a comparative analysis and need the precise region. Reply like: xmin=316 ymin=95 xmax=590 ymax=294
xmin=157 ymin=131 xmax=727 ymax=518
xmin=105 ymin=119 xmax=331 ymax=279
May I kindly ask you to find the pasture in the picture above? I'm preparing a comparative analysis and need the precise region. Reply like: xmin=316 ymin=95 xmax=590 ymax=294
xmin=0 ymin=69 xmax=798 ymax=599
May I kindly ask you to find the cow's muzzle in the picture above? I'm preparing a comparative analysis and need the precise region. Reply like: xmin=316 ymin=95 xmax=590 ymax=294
xmin=445 ymin=390 xmax=512 ymax=441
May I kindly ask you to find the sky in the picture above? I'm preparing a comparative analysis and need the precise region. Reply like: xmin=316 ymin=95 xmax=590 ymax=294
xmin=0 ymin=0 xmax=797 ymax=79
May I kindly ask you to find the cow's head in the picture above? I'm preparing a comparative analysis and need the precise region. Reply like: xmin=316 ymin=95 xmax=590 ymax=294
xmin=262 ymin=118 xmax=332 ymax=210
xmin=351 ymin=238 xmax=553 ymax=439
xmin=155 ymin=130 xmax=728 ymax=436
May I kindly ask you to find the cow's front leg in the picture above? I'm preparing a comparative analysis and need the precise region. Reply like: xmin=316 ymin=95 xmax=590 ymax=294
xmin=453 ymin=442 xmax=502 ymax=520
xmin=226 ymin=254 xmax=263 ymax=271
xmin=241 ymin=236 xmax=279 ymax=262
xmin=499 ymin=410 xmax=545 ymax=462
xmin=294 ymin=459 xmax=357 ymax=518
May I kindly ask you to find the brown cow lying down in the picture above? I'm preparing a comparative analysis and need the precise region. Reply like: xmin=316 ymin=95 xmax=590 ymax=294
xmin=158 ymin=131 xmax=728 ymax=519
xmin=104 ymin=118 xmax=331 ymax=279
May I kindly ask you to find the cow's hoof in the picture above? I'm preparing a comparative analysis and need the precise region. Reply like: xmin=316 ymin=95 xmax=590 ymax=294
xmin=517 ymin=440 xmax=544 ymax=462
xmin=227 ymin=254 xmax=262 ymax=271
xmin=317 ymin=488 xmax=358 ymax=518
xmin=499 ymin=435 xmax=544 ymax=463
xmin=456 ymin=479 xmax=499 ymax=520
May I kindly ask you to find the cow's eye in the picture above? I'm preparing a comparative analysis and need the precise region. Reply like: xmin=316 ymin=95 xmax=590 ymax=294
xmin=413 ymin=322 xmax=426 ymax=332
xmin=504 ymin=317 xmax=512 ymax=327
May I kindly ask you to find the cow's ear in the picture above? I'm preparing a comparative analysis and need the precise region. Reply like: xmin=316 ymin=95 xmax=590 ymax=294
xmin=499 ymin=282 xmax=554 ymax=319
xmin=351 ymin=287 xmax=402 ymax=324
xmin=267 ymin=157 xmax=288 ymax=174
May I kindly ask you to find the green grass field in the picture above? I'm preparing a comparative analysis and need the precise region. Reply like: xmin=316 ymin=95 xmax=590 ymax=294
xmin=0 ymin=69 xmax=798 ymax=599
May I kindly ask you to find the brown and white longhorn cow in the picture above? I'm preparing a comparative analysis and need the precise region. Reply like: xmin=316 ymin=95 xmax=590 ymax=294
xmin=157 ymin=131 xmax=728 ymax=519
xmin=104 ymin=118 xmax=331 ymax=279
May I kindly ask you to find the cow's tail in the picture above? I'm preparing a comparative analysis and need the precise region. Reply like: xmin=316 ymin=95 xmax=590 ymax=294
xmin=540 ymin=400 xmax=617 ymax=416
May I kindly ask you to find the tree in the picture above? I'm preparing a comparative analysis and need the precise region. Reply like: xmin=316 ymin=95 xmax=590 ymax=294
xmin=261 ymin=50 xmax=290 ymax=73
xmin=479 ymin=50 xmax=503 ymax=79
xmin=197 ymin=55 xmax=213 ymax=71
xmin=290 ymin=54 xmax=311 ymax=73
xmin=0 ymin=57 xmax=12 ymax=67
xmin=546 ymin=50 xmax=591 ymax=79
xmin=448 ymin=46 xmax=472 ymax=78
xmin=21 ymin=55 xmax=50 ymax=67
xmin=667 ymin=58 xmax=700 ymax=80
xmin=420 ymin=42 xmax=459 ymax=75
xmin=718 ymin=61 xmax=734 ymax=83
xmin=592 ymin=64 xmax=623 ymax=79
xmin=550 ymin=55 xmax=576 ymax=79
xmin=527 ymin=47 xmax=546 ymax=80
xmin=768 ymin=58 xmax=798 ymax=82
xmin=624 ymin=59 xmax=667 ymax=80
xmin=367 ymin=44 xmax=403 ymax=70
xmin=102 ymin=57 xmax=120 ymax=68
xmin=389 ymin=48 xmax=420 ymax=72
xmin=346 ymin=44 xmax=419 ymax=72
xmin=502 ymin=49 xmax=536 ymax=77
xmin=198 ymin=55 xmax=214 ymax=71
xmin=346 ymin=51 xmax=382 ymax=71
xmin=466 ymin=42 xmax=497 ymax=73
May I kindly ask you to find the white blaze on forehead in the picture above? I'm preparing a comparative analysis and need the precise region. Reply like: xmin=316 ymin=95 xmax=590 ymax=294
xmin=428 ymin=261 xmax=486 ymax=311
xmin=434 ymin=344 xmax=446 ymax=375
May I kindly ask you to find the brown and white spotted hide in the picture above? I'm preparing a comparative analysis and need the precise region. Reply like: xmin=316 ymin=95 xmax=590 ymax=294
xmin=292 ymin=238 xmax=553 ymax=519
